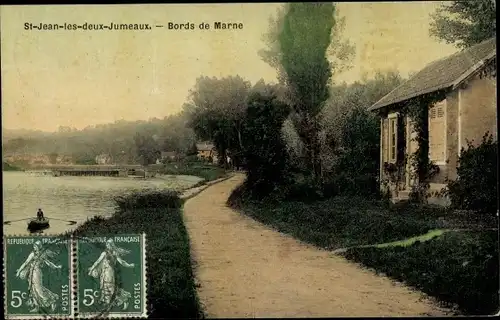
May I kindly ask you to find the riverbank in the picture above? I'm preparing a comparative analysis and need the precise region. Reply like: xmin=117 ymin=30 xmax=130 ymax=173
xmin=64 ymin=171 xmax=232 ymax=318
xmin=228 ymin=192 xmax=499 ymax=315
xmin=155 ymin=162 xmax=227 ymax=184
xmin=2 ymin=162 xmax=23 ymax=171
xmin=70 ymin=190 xmax=203 ymax=318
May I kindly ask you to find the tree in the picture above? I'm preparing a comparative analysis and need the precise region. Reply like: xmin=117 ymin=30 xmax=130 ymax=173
xmin=241 ymin=82 xmax=291 ymax=198
xmin=186 ymin=142 xmax=198 ymax=156
xmin=315 ymin=71 xmax=404 ymax=180
xmin=134 ymin=132 xmax=160 ymax=166
xmin=430 ymin=0 xmax=496 ymax=49
xmin=259 ymin=4 xmax=355 ymax=84
xmin=185 ymin=75 xmax=251 ymax=167
xmin=278 ymin=3 xmax=336 ymax=180
xmin=322 ymin=71 xmax=404 ymax=148
xmin=160 ymin=112 xmax=197 ymax=154
xmin=48 ymin=152 xmax=58 ymax=164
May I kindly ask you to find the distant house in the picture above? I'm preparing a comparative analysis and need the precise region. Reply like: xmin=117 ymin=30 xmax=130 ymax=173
xmin=196 ymin=142 xmax=217 ymax=162
xmin=95 ymin=154 xmax=112 ymax=165
xmin=368 ymin=37 xmax=496 ymax=205
xmin=31 ymin=154 xmax=50 ymax=165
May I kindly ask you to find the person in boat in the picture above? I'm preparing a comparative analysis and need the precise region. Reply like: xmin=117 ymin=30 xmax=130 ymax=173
xmin=36 ymin=208 xmax=44 ymax=221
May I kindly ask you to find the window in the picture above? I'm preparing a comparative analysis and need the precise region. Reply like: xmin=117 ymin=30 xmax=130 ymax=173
xmin=429 ymin=101 xmax=446 ymax=162
xmin=388 ymin=115 xmax=397 ymax=162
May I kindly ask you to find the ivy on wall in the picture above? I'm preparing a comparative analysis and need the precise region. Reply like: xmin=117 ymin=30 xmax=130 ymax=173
xmin=386 ymin=90 xmax=446 ymax=203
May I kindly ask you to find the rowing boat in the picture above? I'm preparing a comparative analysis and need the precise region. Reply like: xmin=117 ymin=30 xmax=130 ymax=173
xmin=27 ymin=218 xmax=50 ymax=231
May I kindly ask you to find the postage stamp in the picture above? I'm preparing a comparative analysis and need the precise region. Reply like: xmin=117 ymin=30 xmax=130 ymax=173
xmin=75 ymin=233 xmax=147 ymax=318
xmin=3 ymin=235 xmax=74 ymax=319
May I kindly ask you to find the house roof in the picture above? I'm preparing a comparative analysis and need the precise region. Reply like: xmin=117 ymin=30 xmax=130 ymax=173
xmin=369 ymin=37 xmax=497 ymax=111
xmin=196 ymin=143 xmax=214 ymax=151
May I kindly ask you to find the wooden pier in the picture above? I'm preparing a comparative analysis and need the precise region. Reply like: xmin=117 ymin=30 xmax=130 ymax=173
xmin=42 ymin=165 xmax=155 ymax=178
xmin=53 ymin=167 xmax=128 ymax=177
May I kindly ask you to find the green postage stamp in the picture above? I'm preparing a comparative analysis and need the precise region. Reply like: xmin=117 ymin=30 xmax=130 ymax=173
xmin=76 ymin=234 xmax=147 ymax=318
xmin=3 ymin=236 xmax=74 ymax=319
xmin=3 ymin=233 xmax=147 ymax=319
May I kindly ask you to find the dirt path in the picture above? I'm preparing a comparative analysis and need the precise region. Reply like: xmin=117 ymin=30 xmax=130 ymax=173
xmin=183 ymin=174 xmax=448 ymax=318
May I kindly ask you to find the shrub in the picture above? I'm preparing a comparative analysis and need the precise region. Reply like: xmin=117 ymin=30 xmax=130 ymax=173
xmin=342 ymin=231 xmax=499 ymax=315
xmin=114 ymin=190 xmax=182 ymax=211
xmin=228 ymin=195 xmax=439 ymax=250
xmin=447 ymin=133 xmax=498 ymax=215
xmin=328 ymin=108 xmax=381 ymax=198
xmin=284 ymin=175 xmax=325 ymax=202
xmin=3 ymin=162 xmax=22 ymax=171
xmin=240 ymin=86 xmax=292 ymax=200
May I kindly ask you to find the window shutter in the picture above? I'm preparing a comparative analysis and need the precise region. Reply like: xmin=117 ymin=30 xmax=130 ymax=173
xmin=429 ymin=102 xmax=445 ymax=161
xmin=382 ymin=118 xmax=389 ymax=162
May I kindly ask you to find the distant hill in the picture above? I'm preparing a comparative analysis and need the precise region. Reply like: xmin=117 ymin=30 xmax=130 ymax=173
xmin=2 ymin=128 xmax=53 ymax=142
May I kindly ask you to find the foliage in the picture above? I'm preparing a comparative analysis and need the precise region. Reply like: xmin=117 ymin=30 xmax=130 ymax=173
xmin=159 ymin=162 xmax=227 ymax=182
xmin=228 ymin=195 xmax=440 ymax=250
xmin=114 ymin=190 xmax=182 ymax=211
xmin=343 ymin=231 xmax=499 ymax=315
xmin=185 ymin=75 xmax=251 ymax=167
xmin=240 ymin=82 xmax=292 ymax=199
xmin=322 ymin=71 xmax=404 ymax=148
xmin=2 ymin=162 xmax=22 ymax=171
xmin=330 ymin=108 xmax=380 ymax=195
xmin=446 ymin=133 xmax=498 ymax=215
xmin=279 ymin=72 xmax=405 ymax=200
xmin=186 ymin=142 xmax=198 ymax=156
xmin=259 ymin=4 xmax=355 ymax=84
xmin=161 ymin=113 xmax=197 ymax=155
xmin=74 ymin=154 xmax=97 ymax=165
xmin=430 ymin=0 xmax=496 ymax=49
xmin=48 ymin=152 xmax=58 ymax=164
xmin=3 ymin=116 xmax=196 ymax=165
xmin=278 ymin=3 xmax=335 ymax=179
xmin=402 ymin=91 xmax=447 ymax=203
xmin=134 ymin=132 xmax=160 ymax=166
xmin=72 ymin=192 xmax=203 ymax=318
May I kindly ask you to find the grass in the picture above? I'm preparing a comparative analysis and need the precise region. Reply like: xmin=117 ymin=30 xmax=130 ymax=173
xmin=342 ymin=231 xmax=499 ymax=315
xmin=71 ymin=191 xmax=204 ymax=319
xmin=371 ymin=229 xmax=449 ymax=248
xmin=229 ymin=195 xmax=444 ymax=250
xmin=229 ymin=190 xmax=499 ymax=315
xmin=157 ymin=161 xmax=227 ymax=183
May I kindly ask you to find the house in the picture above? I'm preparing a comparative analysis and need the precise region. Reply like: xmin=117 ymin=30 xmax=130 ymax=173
xmin=196 ymin=142 xmax=217 ymax=162
xmin=368 ymin=37 xmax=496 ymax=204
xmin=95 ymin=154 xmax=112 ymax=165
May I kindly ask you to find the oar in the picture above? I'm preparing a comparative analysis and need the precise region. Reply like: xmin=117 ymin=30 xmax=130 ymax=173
xmin=44 ymin=217 xmax=78 ymax=225
xmin=4 ymin=218 xmax=32 ymax=225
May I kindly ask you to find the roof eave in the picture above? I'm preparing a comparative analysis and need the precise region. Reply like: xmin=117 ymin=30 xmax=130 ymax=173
xmin=368 ymin=85 xmax=455 ymax=112
xmin=451 ymin=51 xmax=496 ymax=90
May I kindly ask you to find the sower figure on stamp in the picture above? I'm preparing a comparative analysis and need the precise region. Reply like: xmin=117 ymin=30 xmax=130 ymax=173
xmin=88 ymin=238 xmax=135 ymax=310
xmin=15 ymin=240 xmax=62 ymax=313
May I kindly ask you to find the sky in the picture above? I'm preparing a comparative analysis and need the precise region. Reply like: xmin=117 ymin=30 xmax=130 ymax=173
xmin=1 ymin=2 xmax=458 ymax=132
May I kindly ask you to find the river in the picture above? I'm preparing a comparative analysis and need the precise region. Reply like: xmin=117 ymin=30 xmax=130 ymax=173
xmin=3 ymin=171 xmax=204 ymax=235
